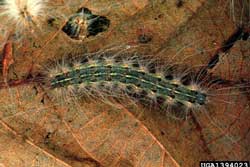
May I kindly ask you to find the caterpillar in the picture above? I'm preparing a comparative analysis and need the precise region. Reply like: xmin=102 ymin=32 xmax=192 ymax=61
xmin=0 ymin=1 xmax=249 ymax=166
xmin=49 ymin=57 xmax=205 ymax=104
xmin=36 ymin=45 xmax=248 ymax=120
xmin=0 ymin=42 xmax=249 ymax=166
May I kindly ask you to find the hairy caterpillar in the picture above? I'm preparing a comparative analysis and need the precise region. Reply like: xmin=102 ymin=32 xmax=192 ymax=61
xmin=34 ymin=45 xmax=248 ymax=120
xmin=0 ymin=41 xmax=249 ymax=167
xmin=0 ymin=1 xmax=249 ymax=166
xmin=48 ymin=55 xmax=205 ymax=108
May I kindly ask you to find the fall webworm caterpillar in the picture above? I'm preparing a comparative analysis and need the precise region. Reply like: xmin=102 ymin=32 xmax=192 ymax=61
xmin=31 ymin=44 xmax=248 ymax=120
xmin=0 ymin=1 xmax=249 ymax=166
xmin=0 ymin=40 xmax=249 ymax=166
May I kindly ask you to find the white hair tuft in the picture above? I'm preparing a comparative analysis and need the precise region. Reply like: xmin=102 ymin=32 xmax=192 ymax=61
xmin=0 ymin=0 xmax=48 ymax=30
